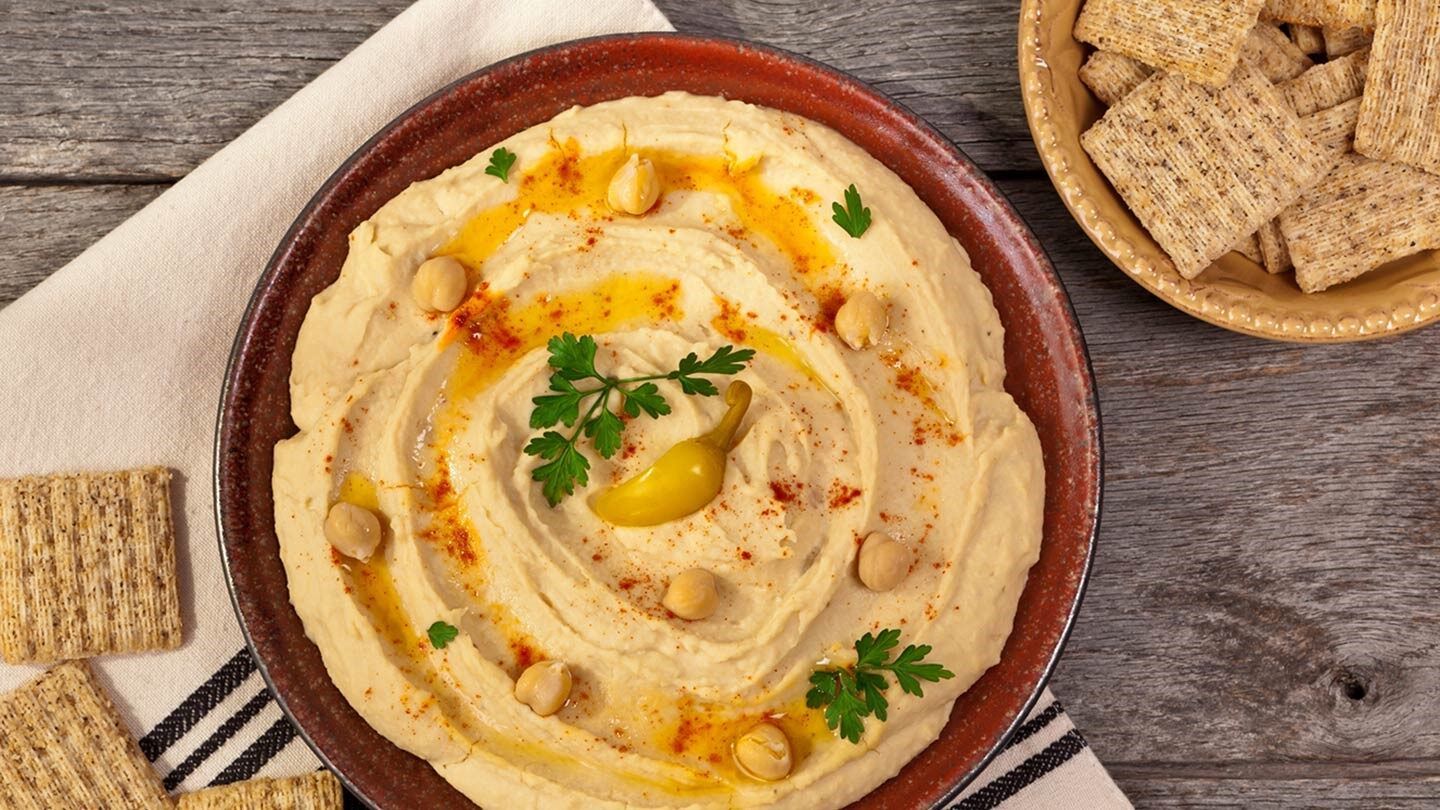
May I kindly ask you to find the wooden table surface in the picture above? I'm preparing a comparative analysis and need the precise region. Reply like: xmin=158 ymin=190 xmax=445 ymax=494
xmin=4 ymin=2 xmax=1438 ymax=807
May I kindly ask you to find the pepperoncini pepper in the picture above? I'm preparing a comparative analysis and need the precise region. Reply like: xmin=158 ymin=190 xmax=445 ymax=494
xmin=590 ymin=381 xmax=752 ymax=526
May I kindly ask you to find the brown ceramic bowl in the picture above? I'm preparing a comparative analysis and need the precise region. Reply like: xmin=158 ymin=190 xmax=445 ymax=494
xmin=1020 ymin=0 xmax=1440 ymax=342
xmin=216 ymin=33 xmax=1100 ymax=809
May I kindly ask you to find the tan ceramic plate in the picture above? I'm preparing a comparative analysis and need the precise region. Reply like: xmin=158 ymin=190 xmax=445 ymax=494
xmin=1018 ymin=0 xmax=1440 ymax=342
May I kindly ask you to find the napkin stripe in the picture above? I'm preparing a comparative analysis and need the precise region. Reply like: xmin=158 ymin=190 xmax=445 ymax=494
xmin=1000 ymin=701 xmax=1062 ymax=751
xmin=953 ymin=730 xmax=1089 ymax=809
xmin=210 ymin=715 xmax=299 ymax=786
xmin=140 ymin=647 xmax=257 ymax=761
xmin=162 ymin=687 xmax=275 ymax=790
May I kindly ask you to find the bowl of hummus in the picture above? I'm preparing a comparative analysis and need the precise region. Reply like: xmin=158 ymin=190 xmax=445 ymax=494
xmin=217 ymin=34 xmax=1100 ymax=810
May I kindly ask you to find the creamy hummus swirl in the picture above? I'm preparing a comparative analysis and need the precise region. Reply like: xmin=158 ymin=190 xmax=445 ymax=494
xmin=274 ymin=92 xmax=1043 ymax=809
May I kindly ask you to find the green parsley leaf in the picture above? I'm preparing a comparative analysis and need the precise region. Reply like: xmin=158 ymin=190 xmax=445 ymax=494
xmin=621 ymin=382 xmax=669 ymax=419
xmin=530 ymin=441 xmax=590 ymax=506
xmin=807 ymin=628 xmax=953 ymax=744
xmin=427 ymin=620 xmax=459 ymax=649
xmin=831 ymin=183 xmax=872 ymax=238
xmin=586 ymin=407 xmax=625 ymax=459
xmin=486 ymin=147 xmax=518 ymax=183
xmin=826 ymin=670 xmax=869 ymax=744
xmin=546 ymin=333 xmax=599 ymax=380
xmin=529 ymin=375 xmax=584 ymax=429
xmin=522 ymin=335 xmax=753 ymax=505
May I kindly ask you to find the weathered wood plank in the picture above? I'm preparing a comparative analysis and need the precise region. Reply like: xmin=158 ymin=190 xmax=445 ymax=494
xmin=0 ymin=184 xmax=166 ymax=306
xmin=0 ymin=1 xmax=412 ymax=181
xmin=1117 ymin=775 xmax=1440 ymax=808
xmin=0 ymin=1 xmax=1038 ymax=182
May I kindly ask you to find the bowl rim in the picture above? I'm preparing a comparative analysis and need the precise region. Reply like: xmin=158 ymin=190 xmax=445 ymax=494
xmin=1017 ymin=0 xmax=1440 ymax=344
xmin=215 ymin=30 xmax=1102 ymax=809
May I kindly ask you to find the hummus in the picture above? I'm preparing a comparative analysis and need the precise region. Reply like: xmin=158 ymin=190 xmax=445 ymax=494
xmin=274 ymin=92 xmax=1043 ymax=809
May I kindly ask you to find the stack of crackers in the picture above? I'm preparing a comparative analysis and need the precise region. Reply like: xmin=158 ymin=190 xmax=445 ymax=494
xmin=1075 ymin=0 xmax=1440 ymax=293
xmin=0 ymin=468 xmax=341 ymax=808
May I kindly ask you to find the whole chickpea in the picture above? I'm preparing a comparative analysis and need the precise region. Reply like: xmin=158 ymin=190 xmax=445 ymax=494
xmin=833 ymin=290 xmax=888 ymax=350
xmin=411 ymin=256 xmax=468 ymax=312
xmin=607 ymin=154 xmax=661 ymax=215
xmin=733 ymin=721 xmax=793 ymax=781
xmin=323 ymin=502 xmax=382 ymax=561
xmin=662 ymin=568 xmax=719 ymax=620
xmin=514 ymin=660 xmax=572 ymax=717
xmin=857 ymin=531 xmax=912 ymax=592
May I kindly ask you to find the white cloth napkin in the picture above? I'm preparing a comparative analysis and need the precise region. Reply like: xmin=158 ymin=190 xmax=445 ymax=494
xmin=0 ymin=0 xmax=1128 ymax=806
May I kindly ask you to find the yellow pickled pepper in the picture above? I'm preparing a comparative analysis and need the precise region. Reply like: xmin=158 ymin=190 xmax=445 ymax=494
xmin=590 ymin=380 xmax=753 ymax=526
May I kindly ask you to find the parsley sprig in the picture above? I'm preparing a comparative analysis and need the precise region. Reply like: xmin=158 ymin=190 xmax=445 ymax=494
xmin=427 ymin=620 xmax=459 ymax=649
xmin=831 ymin=184 xmax=872 ymax=238
xmin=524 ymin=333 xmax=755 ymax=506
xmin=486 ymin=147 xmax=518 ymax=182
xmin=805 ymin=628 xmax=954 ymax=744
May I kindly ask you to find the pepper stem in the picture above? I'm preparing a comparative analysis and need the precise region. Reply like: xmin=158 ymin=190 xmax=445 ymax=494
xmin=700 ymin=380 xmax=752 ymax=450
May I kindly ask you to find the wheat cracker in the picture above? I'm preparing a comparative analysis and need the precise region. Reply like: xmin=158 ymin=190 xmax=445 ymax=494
xmin=1281 ymin=154 xmax=1440 ymax=292
xmin=1301 ymin=97 xmax=1363 ymax=153
xmin=177 ymin=771 xmax=343 ymax=810
xmin=1081 ymin=63 xmax=1336 ymax=278
xmin=1324 ymin=25 xmax=1374 ymax=56
xmin=1354 ymin=0 xmax=1440 ymax=176
xmin=0 ymin=467 xmax=182 ymax=664
xmin=1079 ymin=50 xmax=1155 ymax=106
xmin=1075 ymin=0 xmax=1265 ymax=88
xmin=1290 ymin=23 xmax=1327 ymax=53
xmin=1242 ymin=21 xmax=1315 ymax=82
xmin=1278 ymin=48 xmax=1370 ymax=115
xmin=0 ymin=661 xmax=169 ymax=808
xmin=1261 ymin=0 xmax=1376 ymax=29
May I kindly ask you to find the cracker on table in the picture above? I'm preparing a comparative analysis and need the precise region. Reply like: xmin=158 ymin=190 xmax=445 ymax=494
xmin=0 ymin=467 xmax=182 ymax=664
xmin=0 ymin=661 xmax=169 ymax=808
xmin=1280 ymin=154 xmax=1440 ymax=292
xmin=1290 ymin=23 xmax=1327 ymax=53
xmin=1080 ymin=63 xmax=1337 ymax=279
xmin=1278 ymin=48 xmax=1370 ymax=115
xmin=1301 ymin=97 xmax=1363 ymax=153
xmin=1079 ymin=50 xmax=1155 ymax=107
xmin=177 ymin=771 xmax=343 ymax=810
xmin=1324 ymin=25 xmax=1374 ymax=56
xmin=1354 ymin=0 xmax=1440 ymax=176
xmin=1075 ymin=0 xmax=1265 ymax=87
xmin=1242 ymin=21 xmax=1315 ymax=82
xmin=1261 ymin=0 xmax=1376 ymax=29
xmin=1257 ymin=220 xmax=1294 ymax=273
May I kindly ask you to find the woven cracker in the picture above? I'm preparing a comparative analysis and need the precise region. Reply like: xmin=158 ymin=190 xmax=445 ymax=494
xmin=1261 ymin=0 xmax=1376 ymax=29
xmin=1278 ymin=48 xmax=1370 ymax=115
xmin=0 ymin=661 xmax=169 ymax=808
xmin=1324 ymin=25 xmax=1374 ymax=56
xmin=1257 ymin=220 xmax=1294 ymax=273
xmin=1075 ymin=0 xmax=1265 ymax=88
xmin=0 ymin=467 xmax=182 ymax=664
xmin=1302 ymin=97 xmax=1363 ymax=152
xmin=1242 ymin=21 xmax=1315 ymax=82
xmin=1290 ymin=23 xmax=1327 ymax=53
xmin=1354 ymin=0 xmax=1440 ymax=176
xmin=1081 ymin=63 xmax=1336 ymax=278
xmin=1079 ymin=50 xmax=1155 ymax=107
xmin=1233 ymin=232 xmax=1264 ymax=263
xmin=1281 ymin=154 xmax=1440 ymax=292
xmin=177 ymin=771 xmax=343 ymax=810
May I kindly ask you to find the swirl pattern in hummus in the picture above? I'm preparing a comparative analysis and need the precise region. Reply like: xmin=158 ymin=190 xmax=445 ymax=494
xmin=274 ymin=92 xmax=1044 ymax=809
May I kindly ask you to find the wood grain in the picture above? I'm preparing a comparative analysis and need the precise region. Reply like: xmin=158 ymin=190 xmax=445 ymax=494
xmin=3 ymin=0 xmax=1439 ymax=805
